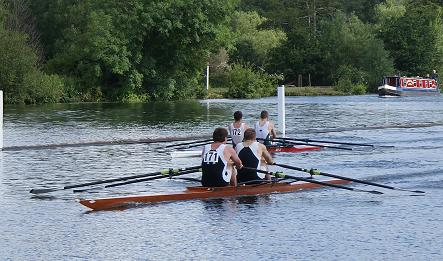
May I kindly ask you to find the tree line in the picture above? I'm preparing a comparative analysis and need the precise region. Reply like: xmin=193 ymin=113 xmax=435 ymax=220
xmin=0 ymin=0 xmax=442 ymax=104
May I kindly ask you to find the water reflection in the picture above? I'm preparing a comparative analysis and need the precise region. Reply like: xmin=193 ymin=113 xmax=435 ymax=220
xmin=200 ymin=195 xmax=272 ymax=212
xmin=5 ymin=100 xmax=230 ymax=126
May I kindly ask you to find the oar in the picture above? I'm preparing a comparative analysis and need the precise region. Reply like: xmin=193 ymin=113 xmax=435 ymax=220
xmin=274 ymin=163 xmax=424 ymax=194
xmin=104 ymin=168 xmax=201 ymax=188
xmin=183 ymin=141 xmax=212 ymax=149
xmin=282 ymin=140 xmax=354 ymax=151
xmin=241 ymin=167 xmax=382 ymax=194
xmin=176 ymin=137 xmax=235 ymax=149
xmin=275 ymin=137 xmax=394 ymax=148
xmin=73 ymin=169 xmax=202 ymax=192
xmin=167 ymin=137 xmax=234 ymax=149
xmin=258 ymin=138 xmax=353 ymax=151
xmin=165 ymin=139 xmax=213 ymax=148
xmin=30 ymin=166 xmax=201 ymax=194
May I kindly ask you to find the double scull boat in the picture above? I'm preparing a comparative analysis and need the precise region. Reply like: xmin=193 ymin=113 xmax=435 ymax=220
xmin=78 ymin=179 xmax=350 ymax=211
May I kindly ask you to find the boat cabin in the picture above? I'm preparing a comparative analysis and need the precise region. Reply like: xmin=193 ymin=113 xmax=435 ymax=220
xmin=383 ymin=76 xmax=438 ymax=89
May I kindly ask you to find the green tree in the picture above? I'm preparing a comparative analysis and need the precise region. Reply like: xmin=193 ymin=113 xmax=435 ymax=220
xmin=318 ymin=13 xmax=394 ymax=89
xmin=31 ymin=0 xmax=238 ymax=101
xmin=376 ymin=1 xmax=443 ymax=75
xmin=0 ymin=1 xmax=63 ymax=104
xmin=269 ymin=12 xmax=394 ymax=90
xmin=229 ymin=11 xmax=286 ymax=69
xmin=226 ymin=63 xmax=279 ymax=98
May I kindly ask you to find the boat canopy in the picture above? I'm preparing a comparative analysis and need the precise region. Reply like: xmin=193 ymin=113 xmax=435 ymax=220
xmin=384 ymin=76 xmax=438 ymax=89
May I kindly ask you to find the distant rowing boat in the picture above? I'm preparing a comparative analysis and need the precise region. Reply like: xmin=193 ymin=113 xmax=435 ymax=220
xmin=171 ymin=144 xmax=321 ymax=158
xmin=78 ymin=179 xmax=350 ymax=211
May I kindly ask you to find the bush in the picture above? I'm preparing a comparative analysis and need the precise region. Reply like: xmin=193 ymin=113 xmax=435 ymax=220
xmin=226 ymin=64 xmax=278 ymax=98
xmin=21 ymin=71 xmax=64 ymax=104
xmin=335 ymin=79 xmax=367 ymax=95
xmin=334 ymin=65 xmax=367 ymax=95
xmin=120 ymin=93 xmax=150 ymax=103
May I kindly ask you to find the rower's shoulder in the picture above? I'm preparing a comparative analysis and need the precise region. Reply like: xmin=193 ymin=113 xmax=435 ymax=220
xmin=257 ymin=142 xmax=267 ymax=150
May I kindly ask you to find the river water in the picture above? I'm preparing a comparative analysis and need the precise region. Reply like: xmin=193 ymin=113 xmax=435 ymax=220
xmin=1 ymin=95 xmax=443 ymax=260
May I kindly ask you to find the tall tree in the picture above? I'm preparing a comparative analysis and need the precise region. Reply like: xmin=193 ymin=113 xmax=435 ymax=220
xmin=268 ymin=12 xmax=394 ymax=88
xmin=30 ymin=0 xmax=238 ymax=101
xmin=229 ymin=11 xmax=286 ymax=69
xmin=376 ymin=0 xmax=443 ymax=75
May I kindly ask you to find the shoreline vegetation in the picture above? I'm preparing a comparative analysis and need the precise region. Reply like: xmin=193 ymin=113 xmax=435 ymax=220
xmin=0 ymin=1 xmax=442 ymax=104
xmin=207 ymin=86 xmax=344 ymax=99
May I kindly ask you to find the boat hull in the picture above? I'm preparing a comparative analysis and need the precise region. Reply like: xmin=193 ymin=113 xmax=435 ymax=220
xmin=378 ymin=82 xmax=441 ymax=97
xmin=78 ymin=179 xmax=350 ymax=211
xmin=266 ymin=145 xmax=321 ymax=153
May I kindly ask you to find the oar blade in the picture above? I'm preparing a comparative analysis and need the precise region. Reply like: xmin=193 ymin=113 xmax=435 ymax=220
xmin=410 ymin=190 xmax=425 ymax=194
xmin=30 ymin=188 xmax=59 ymax=194
xmin=368 ymin=190 xmax=384 ymax=195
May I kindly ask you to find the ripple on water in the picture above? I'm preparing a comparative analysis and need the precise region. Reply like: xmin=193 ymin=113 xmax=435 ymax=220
xmin=1 ymin=95 xmax=443 ymax=260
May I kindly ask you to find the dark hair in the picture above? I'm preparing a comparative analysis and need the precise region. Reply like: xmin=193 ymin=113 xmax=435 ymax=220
xmin=260 ymin=110 xmax=268 ymax=119
xmin=243 ymin=128 xmax=256 ymax=140
xmin=213 ymin=127 xmax=228 ymax=142
xmin=234 ymin=111 xmax=243 ymax=121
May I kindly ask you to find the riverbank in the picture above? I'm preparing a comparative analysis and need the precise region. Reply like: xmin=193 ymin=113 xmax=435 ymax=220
xmin=207 ymin=86 xmax=345 ymax=98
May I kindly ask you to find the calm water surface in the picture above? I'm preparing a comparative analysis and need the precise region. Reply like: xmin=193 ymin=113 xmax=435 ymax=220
xmin=1 ymin=95 xmax=443 ymax=260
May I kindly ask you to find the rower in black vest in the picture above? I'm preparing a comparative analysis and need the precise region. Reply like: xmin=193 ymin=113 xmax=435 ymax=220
xmin=235 ymin=128 xmax=275 ymax=184
xmin=202 ymin=127 xmax=243 ymax=187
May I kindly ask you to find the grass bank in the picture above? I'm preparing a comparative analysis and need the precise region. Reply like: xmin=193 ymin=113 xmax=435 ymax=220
xmin=207 ymin=86 xmax=346 ymax=98
xmin=284 ymin=86 xmax=344 ymax=96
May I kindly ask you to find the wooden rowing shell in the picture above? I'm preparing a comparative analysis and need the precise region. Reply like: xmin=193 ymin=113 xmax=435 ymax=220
xmin=78 ymin=179 xmax=350 ymax=211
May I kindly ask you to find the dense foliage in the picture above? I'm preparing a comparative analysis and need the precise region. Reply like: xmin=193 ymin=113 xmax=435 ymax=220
xmin=0 ymin=0 xmax=442 ymax=103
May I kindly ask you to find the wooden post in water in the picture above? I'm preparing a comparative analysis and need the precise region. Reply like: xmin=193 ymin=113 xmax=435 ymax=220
xmin=278 ymin=85 xmax=286 ymax=137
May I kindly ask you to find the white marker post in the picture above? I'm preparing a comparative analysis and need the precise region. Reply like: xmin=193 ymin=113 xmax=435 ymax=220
xmin=206 ymin=65 xmax=210 ymax=90
xmin=0 ymin=90 xmax=3 ymax=150
xmin=277 ymin=85 xmax=286 ymax=137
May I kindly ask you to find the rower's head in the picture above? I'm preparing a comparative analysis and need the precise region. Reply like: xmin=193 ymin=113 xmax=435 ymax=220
xmin=234 ymin=111 xmax=243 ymax=121
xmin=213 ymin=127 xmax=229 ymax=143
xmin=260 ymin=110 xmax=268 ymax=120
xmin=243 ymin=128 xmax=256 ymax=141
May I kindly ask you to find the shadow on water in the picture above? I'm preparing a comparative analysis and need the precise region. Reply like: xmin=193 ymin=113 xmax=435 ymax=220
xmin=200 ymin=195 xmax=272 ymax=211
xmin=30 ymin=195 xmax=58 ymax=201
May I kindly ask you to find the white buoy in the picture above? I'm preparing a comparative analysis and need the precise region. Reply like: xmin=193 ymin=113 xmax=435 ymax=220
xmin=277 ymin=85 xmax=286 ymax=137
xmin=0 ymin=90 xmax=3 ymax=150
